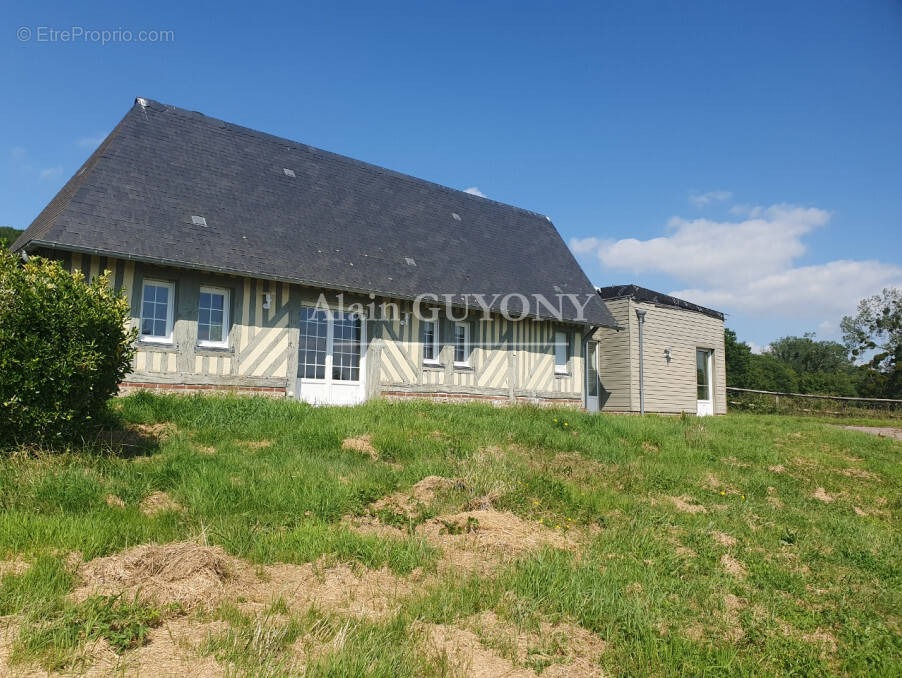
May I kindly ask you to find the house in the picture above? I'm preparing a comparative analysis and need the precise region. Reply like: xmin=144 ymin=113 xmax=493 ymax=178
xmin=593 ymin=285 xmax=727 ymax=415
xmin=12 ymin=98 xmax=619 ymax=409
xmin=12 ymin=98 xmax=726 ymax=414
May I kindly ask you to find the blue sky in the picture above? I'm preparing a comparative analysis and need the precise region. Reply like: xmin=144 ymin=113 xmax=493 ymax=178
xmin=3 ymin=0 xmax=901 ymax=349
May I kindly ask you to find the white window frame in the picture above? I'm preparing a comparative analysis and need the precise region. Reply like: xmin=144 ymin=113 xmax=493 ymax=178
xmin=453 ymin=322 xmax=470 ymax=368
xmin=422 ymin=320 xmax=440 ymax=365
xmin=554 ymin=330 xmax=569 ymax=375
xmin=139 ymin=279 xmax=175 ymax=344
xmin=197 ymin=286 xmax=230 ymax=348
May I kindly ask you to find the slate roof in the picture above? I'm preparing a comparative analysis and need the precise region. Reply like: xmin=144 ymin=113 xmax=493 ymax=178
xmin=597 ymin=284 xmax=724 ymax=320
xmin=14 ymin=98 xmax=615 ymax=327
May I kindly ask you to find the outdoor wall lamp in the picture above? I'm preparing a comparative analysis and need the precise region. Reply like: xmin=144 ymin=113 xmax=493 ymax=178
xmin=664 ymin=348 xmax=672 ymax=363
xmin=263 ymin=293 xmax=271 ymax=310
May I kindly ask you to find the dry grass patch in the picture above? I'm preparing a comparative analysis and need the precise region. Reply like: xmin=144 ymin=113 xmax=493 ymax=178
xmin=720 ymin=554 xmax=748 ymax=579
xmin=341 ymin=434 xmax=378 ymax=459
xmin=104 ymin=494 xmax=125 ymax=509
xmin=73 ymin=542 xmax=236 ymax=611
xmin=668 ymin=496 xmax=707 ymax=514
xmin=813 ymin=487 xmax=834 ymax=503
xmin=711 ymin=531 xmax=737 ymax=547
xmin=422 ymin=610 xmax=607 ymax=678
xmin=139 ymin=491 xmax=182 ymax=516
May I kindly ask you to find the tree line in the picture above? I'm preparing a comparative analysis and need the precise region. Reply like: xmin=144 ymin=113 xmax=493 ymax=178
xmin=726 ymin=288 xmax=902 ymax=399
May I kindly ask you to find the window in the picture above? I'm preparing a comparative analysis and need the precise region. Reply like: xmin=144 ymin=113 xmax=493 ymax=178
xmin=140 ymin=280 xmax=174 ymax=343
xmin=332 ymin=311 xmax=362 ymax=382
xmin=298 ymin=307 xmax=328 ymax=379
xmin=422 ymin=320 xmax=439 ymax=364
xmin=197 ymin=286 xmax=229 ymax=347
xmin=554 ymin=330 xmax=569 ymax=374
xmin=454 ymin=323 xmax=470 ymax=366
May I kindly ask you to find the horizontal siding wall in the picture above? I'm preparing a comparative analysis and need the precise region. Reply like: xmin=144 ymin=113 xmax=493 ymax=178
xmin=593 ymin=298 xmax=632 ymax=411
xmin=628 ymin=300 xmax=726 ymax=414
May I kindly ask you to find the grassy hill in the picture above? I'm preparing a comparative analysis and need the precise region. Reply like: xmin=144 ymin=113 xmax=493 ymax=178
xmin=0 ymin=394 xmax=899 ymax=676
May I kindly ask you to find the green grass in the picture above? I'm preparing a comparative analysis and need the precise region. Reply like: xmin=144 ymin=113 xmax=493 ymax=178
xmin=1 ymin=392 xmax=900 ymax=676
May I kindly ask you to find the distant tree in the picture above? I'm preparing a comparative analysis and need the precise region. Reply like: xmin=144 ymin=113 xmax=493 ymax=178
xmin=842 ymin=288 xmax=902 ymax=398
xmin=724 ymin=328 xmax=752 ymax=388
xmin=767 ymin=333 xmax=859 ymax=396
xmin=746 ymin=353 xmax=799 ymax=393
xmin=0 ymin=227 xmax=23 ymax=248
xmin=769 ymin=333 xmax=853 ymax=374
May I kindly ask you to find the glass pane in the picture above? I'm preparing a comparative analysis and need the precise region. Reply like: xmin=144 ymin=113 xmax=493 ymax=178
xmin=198 ymin=324 xmax=209 ymax=341
xmin=156 ymin=286 xmax=168 ymax=304
xmin=211 ymin=310 xmax=223 ymax=324
xmin=210 ymin=294 xmax=224 ymax=311
xmin=154 ymin=320 xmax=166 ymax=336
xmin=697 ymin=350 xmax=710 ymax=400
xmin=198 ymin=309 xmax=210 ymax=325
xmin=141 ymin=318 xmax=154 ymax=335
xmin=143 ymin=286 xmax=155 ymax=303
xmin=587 ymin=343 xmax=599 ymax=397
xmin=199 ymin=292 xmax=210 ymax=308
xmin=209 ymin=324 xmax=223 ymax=341
xmin=142 ymin=301 xmax=154 ymax=320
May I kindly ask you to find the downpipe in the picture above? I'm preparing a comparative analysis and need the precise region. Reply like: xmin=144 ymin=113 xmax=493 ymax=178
xmin=636 ymin=309 xmax=646 ymax=415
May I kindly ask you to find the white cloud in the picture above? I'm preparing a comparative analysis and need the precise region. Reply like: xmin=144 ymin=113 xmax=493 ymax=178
xmin=464 ymin=186 xmax=486 ymax=198
xmin=689 ymin=189 xmax=732 ymax=208
xmin=76 ymin=135 xmax=104 ymax=149
xmin=747 ymin=341 xmax=768 ymax=354
xmin=39 ymin=165 xmax=63 ymax=181
xmin=592 ymin=204 xmax=830 ymax=288
xmin=574 ymin=203 xmax=902 ymax=321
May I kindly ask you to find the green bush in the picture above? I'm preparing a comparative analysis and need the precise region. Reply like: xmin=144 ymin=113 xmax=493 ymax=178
xmin=0 ymin=250 xmax=136 ymax=447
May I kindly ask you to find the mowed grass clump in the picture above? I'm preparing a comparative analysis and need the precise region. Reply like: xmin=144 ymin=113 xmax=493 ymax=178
xmin=0 ymin=392 xmax=900 ymax=676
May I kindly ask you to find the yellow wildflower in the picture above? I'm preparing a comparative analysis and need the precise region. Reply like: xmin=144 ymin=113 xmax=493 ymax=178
xmin=564 ymin=422 xmax=569 ymax=427
xmin=719 ymin=491 xmax=726 ymax=496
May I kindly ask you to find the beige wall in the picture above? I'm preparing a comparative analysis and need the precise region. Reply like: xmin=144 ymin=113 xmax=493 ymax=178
xmin=369 ymin=300 xmax=584 ymax=402
xmin=56 ymin=252 xmax=586 ymax=403
xmin=593 ymin=297 xmax=726 ymax=414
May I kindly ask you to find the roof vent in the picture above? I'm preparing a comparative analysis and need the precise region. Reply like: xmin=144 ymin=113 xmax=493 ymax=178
xmin=136 ymin=97 xmax=148 ymax=108
xmin=191 ymin=215 xmax=207 ymax=227
xmin=283 ymin=168 xmax=296 ymax=177
xmin=405 ymin=257 xmax=416 ymax=266
xmin=451 ymin=213 xmax=461 ymax=221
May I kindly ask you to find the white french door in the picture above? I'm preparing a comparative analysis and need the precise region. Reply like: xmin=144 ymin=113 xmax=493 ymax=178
xmin=696 ymin=349 xmax=714 ymax=416
xmin=296 ymin=307 xmax=366 ymax=406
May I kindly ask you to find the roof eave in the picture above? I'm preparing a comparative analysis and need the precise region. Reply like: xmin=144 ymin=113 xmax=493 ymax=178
xmin=24 ymin=240 xmax=614 ymax=327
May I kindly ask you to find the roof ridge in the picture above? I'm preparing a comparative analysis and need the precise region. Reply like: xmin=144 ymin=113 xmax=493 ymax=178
xmin=135 ymin=97 xmax=551 ymax=220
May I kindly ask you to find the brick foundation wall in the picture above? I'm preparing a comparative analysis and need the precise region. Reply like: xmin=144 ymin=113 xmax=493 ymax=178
xmin=118 ymin=382 xmax=286 ymax=397
xmin=381 ymin=390 xmax=583 ymax=409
